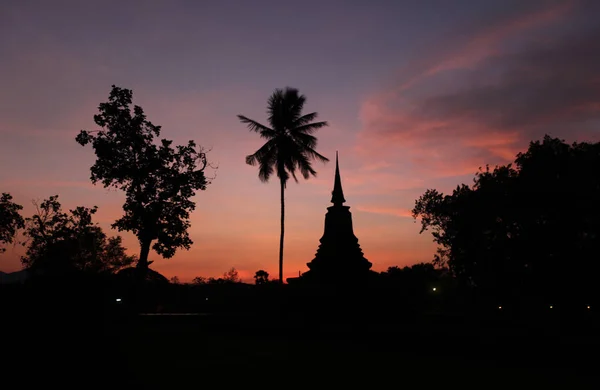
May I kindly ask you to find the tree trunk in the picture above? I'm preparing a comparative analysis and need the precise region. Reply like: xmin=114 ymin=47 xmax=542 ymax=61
xmin=137 ymin=238 xmax=152 ymax=280
xmin=279 ymin=178 xmax=285 ymax=284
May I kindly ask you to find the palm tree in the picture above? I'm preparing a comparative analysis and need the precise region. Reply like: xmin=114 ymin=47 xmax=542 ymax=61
xmin=238 ymin=87 xmax=329 ymax=283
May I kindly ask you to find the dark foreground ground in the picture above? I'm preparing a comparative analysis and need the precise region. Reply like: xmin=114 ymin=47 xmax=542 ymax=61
xmin=5 ymin=306 xmax=600 ymax=388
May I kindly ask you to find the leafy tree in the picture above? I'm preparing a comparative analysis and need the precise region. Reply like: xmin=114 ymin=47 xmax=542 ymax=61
xmin=254 ymin=269 xmax=269 ymax=285
xmin=238 ymin=87 xmax=329 ymax=283
xmin=169 ymin=276 xmax=180 ymax=284
xmin=222 ymin=267 xmax=240 ymax=283
xmin=0 ymin=193 xmax=25 ymax=253
xmin=380 ymin=263 xmax=444 ymax=289
xmin=76 ymin=85 xmax=212 ymax=276
xmin=192 ymin=276 xmax=206 ymax=285
xmin=21 ymin=195 xmax=135 ymax=274
xmin=413 ymin=135 xmax=600 ymax=301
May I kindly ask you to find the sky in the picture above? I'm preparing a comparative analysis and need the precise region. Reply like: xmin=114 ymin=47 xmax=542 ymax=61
xmin=1 ymin=0 xmax=599 ymax=282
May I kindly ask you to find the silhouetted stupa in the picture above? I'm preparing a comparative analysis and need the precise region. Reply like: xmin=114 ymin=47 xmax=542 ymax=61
xmin=291 ymin=152 xmax=372 ymax=284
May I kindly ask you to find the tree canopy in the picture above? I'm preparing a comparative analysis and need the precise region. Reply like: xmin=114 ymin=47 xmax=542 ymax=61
xmin=76 ymin=85 xmax=212 ymax=272
xmin=21 ymin=195 xmax=135 ymax=275
xmin=413 ymin=135 xmax=600 ymax=302
xmin=0 ymin=193 xmax=24 ymax=253
xmin=222 ymin=267 xmax=240 ymax=283
xmin=254 ymin=269 xmax=270 ymax=285
xmin=239 ymin=87 xmax=329 ymax=186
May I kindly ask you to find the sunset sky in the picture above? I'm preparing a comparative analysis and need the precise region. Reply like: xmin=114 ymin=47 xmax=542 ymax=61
xmin=1 ymin=0 xmax=599 ymax=282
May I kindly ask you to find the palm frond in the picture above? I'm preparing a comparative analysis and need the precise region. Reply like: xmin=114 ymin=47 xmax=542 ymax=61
xmin=267 ymin=89 xmax=285 ymax=113
xmin=268 ymin=88 xmax=307 ymax=128
xmin=286 ymin=159 xmax=299 ymax=183
xmin=304 ymin=147 xmax=330 ymax=164
xmin=245 ymin=153 xmax=258 ymax=166
xmin=267 ymin=89 xmax=285 ymax=128
xmin=285 ymin=88 xmax=305 ymax=121
xmin=293 ymin=121 xmax=329 ymax=135
xmin=297 ymin=153 xmax=318 ymax=179
xmin=246 ymin=139 xmax=278 ymax=183
xmin=237 ymin=115 xmax=275 ymax=139
xmin=246 ymin=139 xmax=277 ymax=164
xmin=276 ymin=139 xmax=300 ymax=183
xmin=293 ymin=132 xmax=318 ymax=149
xmin=293 ymin=112 xmax=318 ymax=127
xmin=258 ymin=161 xmax=275 ymax=182
xmin=246 ymin=87 xmax=329 ymax=187
xmin=258 ymin=146 xmax=278 ymax=182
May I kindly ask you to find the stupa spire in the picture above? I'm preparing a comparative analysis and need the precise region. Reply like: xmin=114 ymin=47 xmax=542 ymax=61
xmin=331 ymin=151 xmax=346 ymax=206
xmin=293 ymin=150 xmax=372 ymax=285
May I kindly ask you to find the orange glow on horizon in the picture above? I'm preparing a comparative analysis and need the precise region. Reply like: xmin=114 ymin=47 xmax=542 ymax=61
xmin=2 ymin=0 xmax=599 ymax=284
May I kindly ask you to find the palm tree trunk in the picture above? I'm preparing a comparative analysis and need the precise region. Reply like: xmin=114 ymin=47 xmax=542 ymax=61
xmin=279 ymin=178 xmax=285 ymax=283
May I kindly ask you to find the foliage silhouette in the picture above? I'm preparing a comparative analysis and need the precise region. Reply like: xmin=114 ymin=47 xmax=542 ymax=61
xmin=413 ymin=135 xmax=600 ymax=302
xmin=192 ymin=276 xmax=206 ymax=285
xmin=0 ymin=193 xmax=24 ymax=253
xmin=254 ymin=269 xmax=270 ymax=285
xmin=170 ymin=276 xmax=180 ymax=284
xmin=76 ymin=85 xmax=212 ymax=277
xmin=20 ymin=195 xmax=135 ymax=275
xmin=222 ymin=267 xmax=240 ymax=283
xmin=380 ymin=263 xmax=444 ymax=287
xmin=238 ymin=87 xmax=329 ymax=283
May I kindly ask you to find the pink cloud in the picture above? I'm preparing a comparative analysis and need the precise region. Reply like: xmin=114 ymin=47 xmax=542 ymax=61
xmin=308 ymin=166 xmax=427 ymax=197
xmin=356 ymin=1 xmax=600 ymax=188
xmin=389 ymin=0 xmax=577 ymax=95
xmin=355 ymin=205 xmax=413 ymax=219
xmin=419 ymin=0 xmax=575 ymax=75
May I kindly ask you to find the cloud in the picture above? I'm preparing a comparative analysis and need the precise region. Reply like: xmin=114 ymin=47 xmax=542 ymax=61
xmin=394 ymin=0 xmax=577 ymax=93
xmin=357 ymin=1 xmax=600 ymax=185
xmin=307 ymin=168 xmax=427 ymax=198
xmin=412 ymin=28 xmax=600 ymax=132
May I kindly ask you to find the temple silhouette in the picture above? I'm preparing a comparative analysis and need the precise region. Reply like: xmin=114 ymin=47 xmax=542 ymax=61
xmin=288 ymin=152 xmax=373 ymax=284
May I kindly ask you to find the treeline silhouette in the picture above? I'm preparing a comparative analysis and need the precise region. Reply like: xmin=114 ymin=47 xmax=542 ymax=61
xmin=3 ymin=85 xmax=600 ymax=385
xmin=414 ymin=135 xmax=600 ymax=310
xmin=1 ymin=87 xmax=599 ymax=319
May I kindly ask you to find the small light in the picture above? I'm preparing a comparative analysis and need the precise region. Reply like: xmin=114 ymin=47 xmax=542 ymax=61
xmin=549 ymin=305 xmax=553 ymax=309
xmin=432 ymin=287 xmax=437 ymax=292
xmin=587 ymin=305 xmax=591 ymax=309
xmin=205 ymin=297 xmax=209 ymax=301
xmin=498 ymin=306 xmax=502 ymax=310
xmin=116 ymin=298 xmax=122 ymax=303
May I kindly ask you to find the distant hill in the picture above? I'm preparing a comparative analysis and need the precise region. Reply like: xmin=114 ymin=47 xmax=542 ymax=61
xmin=0 ymin=269 xmax=30 ymax=284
